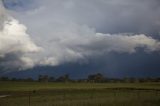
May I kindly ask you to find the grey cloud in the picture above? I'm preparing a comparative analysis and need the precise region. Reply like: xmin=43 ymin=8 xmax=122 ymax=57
xmin=28 ymin=0 xmax=160 ymax=35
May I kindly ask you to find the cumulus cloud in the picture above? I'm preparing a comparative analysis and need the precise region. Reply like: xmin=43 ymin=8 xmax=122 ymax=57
xmin=0 ymin=0 xmax=40 ymax=70
xmin=1 ymin=0 xmax=160 ymax=70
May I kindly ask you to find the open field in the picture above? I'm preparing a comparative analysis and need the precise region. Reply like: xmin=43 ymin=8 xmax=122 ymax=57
xmin=0 ymin=81 xmax=160 ymax=106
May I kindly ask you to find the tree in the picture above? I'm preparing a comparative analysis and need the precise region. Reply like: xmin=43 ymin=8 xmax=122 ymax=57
xmin=56 ymin=74 xmax=70 ymax=82
xmin=88 ymin=73 xmax=104 ymax=82
xmin=38 ymin=75 xmax=49 ymax=82
xmin=49 ymin=77 xmax=55 ymax=82
xmin=38 ymin=75 xmax=43 ymax=82
xmin=11 ymin=77 xmax=17 ymax=81
xmin=25 ymin=77 xmax=34 ymax=82
xmin=0 ymin=77 xmax=9 ymax=81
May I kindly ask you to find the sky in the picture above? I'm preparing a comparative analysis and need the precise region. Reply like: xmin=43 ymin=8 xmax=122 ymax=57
xmin=0 ymin=0 xmax=160 ymax=78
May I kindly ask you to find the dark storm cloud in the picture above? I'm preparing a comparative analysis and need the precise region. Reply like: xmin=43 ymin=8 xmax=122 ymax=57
xmin=65 ymin=0 xmax=160 ymax=35
xmin=93 ymin=0 xmax=160 ymax=35
xmin=4 ymin=52 xmax=160 ymax=78
xmin=0 ymin=0 xmax=160 ymax=77
xmin=0 ymin=53 xmax=23 ymax=70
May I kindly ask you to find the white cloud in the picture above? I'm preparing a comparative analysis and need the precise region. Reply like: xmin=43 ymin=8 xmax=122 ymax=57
xmin=0 ymin=17 xmax=41 ymax=69
xmin=0 ymin=1 xmax=41 ymax=69
xmin=20 ymin=21 xmax=160 ymax=67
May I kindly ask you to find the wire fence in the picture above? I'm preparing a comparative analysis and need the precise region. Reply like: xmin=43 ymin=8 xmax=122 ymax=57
xmin=0 ymin=89 xmax=160 ymax=106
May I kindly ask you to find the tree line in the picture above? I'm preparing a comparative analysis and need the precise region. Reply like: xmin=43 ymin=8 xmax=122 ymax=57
xmin=0 ymin=73 xmax=160 ymax=83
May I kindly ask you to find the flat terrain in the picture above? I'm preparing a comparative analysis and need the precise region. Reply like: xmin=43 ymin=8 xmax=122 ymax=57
xmin=0 ymin=81 xmax=160 ymax=106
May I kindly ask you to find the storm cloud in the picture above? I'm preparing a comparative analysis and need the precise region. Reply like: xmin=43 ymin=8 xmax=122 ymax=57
xmin=1 ymin=0 xmax=160 ymax=71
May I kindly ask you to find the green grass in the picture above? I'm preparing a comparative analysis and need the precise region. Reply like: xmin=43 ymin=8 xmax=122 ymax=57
xmin=0 ymin=81 xmax=160 ymax=91
xmin=0 ymin=81 xmax=160 ymax=106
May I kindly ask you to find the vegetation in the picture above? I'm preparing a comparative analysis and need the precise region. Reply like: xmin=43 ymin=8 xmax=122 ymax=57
xmin=0 ymin=73 xmax=160 ymax=106
xmin=0 ymin=81 xmax=160 ymax=106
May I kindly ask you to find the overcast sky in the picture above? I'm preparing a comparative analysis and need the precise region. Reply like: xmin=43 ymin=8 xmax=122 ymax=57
xmin=0 ymin=0 xmax=160 ymax=78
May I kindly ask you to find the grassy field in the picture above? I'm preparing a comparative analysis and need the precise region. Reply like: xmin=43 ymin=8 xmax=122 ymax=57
xmin=0 ymin=81 xmax=160 ymax=106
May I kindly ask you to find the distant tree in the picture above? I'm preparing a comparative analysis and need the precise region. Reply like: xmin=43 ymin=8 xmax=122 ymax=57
xmin=38 ymin=75 xmax=43 ymax=82
xmin=0 ymin=77 xmax=9 ymax=81
xmin=123 ymin=77 xmax=136 ymax=83
xmin=11 ymin=78 xmax=17 ymax=81
xmin=25 ymin=77 xmax=34 ymax=82
xmin=43 ymin=75 xmax=49 ymax=82
xmin=95 ymin=73 xmax=104 ymax=82
xmin=88 ymin=75 xmax=95 ymax=82
xmin=154 ymin=78 xmax=160 ymax=82
xmin=88 ymin=73 xmax=104 ymax=82
xmin=56 ymin=74 xmax=70 ymax=82
xmin=64 ymin=74 xmax=70 ymax=82
xmin=38 ymin=75 xmax=49 ymax=82
xmin=145 ymin=77 xmax=154 ymax=82
xmin=49 ymin=77 xmax=55 ymax=82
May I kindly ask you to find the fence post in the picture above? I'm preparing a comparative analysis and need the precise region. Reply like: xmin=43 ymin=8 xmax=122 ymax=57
xmin=29 ymin=92 xmax=31 ymax=106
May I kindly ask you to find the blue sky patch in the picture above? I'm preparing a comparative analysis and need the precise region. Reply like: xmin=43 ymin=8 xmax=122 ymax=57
xmin=2 ymin=0 xmax=35 ymax=11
